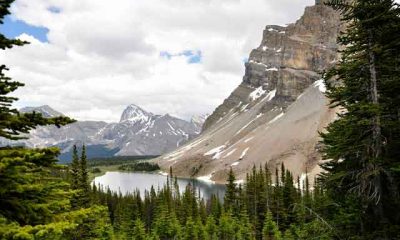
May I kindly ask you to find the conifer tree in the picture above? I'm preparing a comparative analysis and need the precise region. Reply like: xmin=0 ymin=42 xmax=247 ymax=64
xmin=70 ymin=145 xmax=80 ymax=190
xmin=218 ymin=211 xmax=237 ymax=240
xmin=262 ymin=211 xmax=281 ymax=240
xmin=204 ymin=215 xmax=218 ymax=240
xmin=132 ymin=218 xmax=147 ymax=240
xmin=321 ymin=0 xmax=400 ymax=237
xmin=224 ymin=168 xmax=237 ymax=212
xmin=79 ymin=144 xmax=91 ymax=207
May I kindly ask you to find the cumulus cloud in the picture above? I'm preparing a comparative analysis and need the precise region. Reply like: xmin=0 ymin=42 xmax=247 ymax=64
xmin=1 ymin=0 xmax=314 ymax=122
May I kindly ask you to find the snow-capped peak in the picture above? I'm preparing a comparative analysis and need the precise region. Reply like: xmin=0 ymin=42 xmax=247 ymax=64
xmin=191 ymin=114 xmax=209 ymax=127
xmin=119 ymin=104 xmax=153 ymax=123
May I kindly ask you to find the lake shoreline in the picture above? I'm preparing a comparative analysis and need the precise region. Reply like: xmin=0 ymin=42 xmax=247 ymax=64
xmin=92 ymin=171 xmax=226 ymax=200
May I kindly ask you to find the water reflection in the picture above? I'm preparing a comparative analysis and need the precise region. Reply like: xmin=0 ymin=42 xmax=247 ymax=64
xmin=93 ymin=171 xmax=226 ymax=201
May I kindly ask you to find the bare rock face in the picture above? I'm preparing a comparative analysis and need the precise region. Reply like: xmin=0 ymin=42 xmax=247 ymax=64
xmin=204 ymin=4 xmax=339 ymax=131
xmin=159 ymin=3 xmax=341 ymax=183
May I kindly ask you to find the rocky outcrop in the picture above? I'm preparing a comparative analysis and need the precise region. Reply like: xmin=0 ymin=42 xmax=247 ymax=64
xmin=204 ymin=4 xmax=339 ymax=131
xmin=159 ymin=3 xmax=341 ymax=183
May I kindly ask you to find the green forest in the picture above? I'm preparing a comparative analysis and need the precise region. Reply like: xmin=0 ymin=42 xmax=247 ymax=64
xmin=0 ymin=0 xmax=400 ymax=239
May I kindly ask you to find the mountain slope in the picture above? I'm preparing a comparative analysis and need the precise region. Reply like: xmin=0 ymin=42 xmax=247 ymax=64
xmin=1 ymin=105 xmax=205 ymax=161
xmin=158 ymin=3 xmax=341 ymax=183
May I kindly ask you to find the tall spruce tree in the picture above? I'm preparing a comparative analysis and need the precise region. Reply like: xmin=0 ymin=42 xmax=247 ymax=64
xmin=321 ymin=0 xmax=400 ymax=237
xmin=224 ymin=167 xmax=237 ymax=212
xmin=79 ymin=144 xmax=91 ymax=207
xmin=70 ymin=145 xmax=80 ymax=190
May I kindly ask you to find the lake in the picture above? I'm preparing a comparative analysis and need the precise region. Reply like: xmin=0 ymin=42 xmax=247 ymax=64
xmin=93 ymin=171 xmax=226 ymax=201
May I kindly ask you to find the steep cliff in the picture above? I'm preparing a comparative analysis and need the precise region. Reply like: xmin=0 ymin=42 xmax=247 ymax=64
xmin=159 ymin=3 xmax=341 ymax=183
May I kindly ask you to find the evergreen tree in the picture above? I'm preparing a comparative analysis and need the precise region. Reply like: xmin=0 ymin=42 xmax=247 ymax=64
xmin=132 ymin=218 xmax=148 ymax=240
xmin=183 ymin=217 xmax=200 ymax=240
xmin=70 ymin=145 xmax=80 ymax=190
xmin=204 ymin=215 xmax=218 ymax=240
xmin=79 ymin=144 xmax=91 ymax=207
xmin=152 ymin=205 xmax=181 ymax=240
xmin=262 ymin=211 xmax=281 ymax=240
xmin=321 ymin=0 xmax=400 ymax=237
xmin=218 ymin=211 xmax=237 ymax=240
xmin=224 ymin=167 xmax=237 ymax=212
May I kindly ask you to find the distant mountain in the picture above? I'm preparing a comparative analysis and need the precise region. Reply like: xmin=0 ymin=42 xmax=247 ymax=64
xmin=20 ymin=105 xmax=64 ymax=118
xmin=1 ymin=105 xmax=206 ymax=162
xmin=102 ymin=104 xmax=203 ymax=156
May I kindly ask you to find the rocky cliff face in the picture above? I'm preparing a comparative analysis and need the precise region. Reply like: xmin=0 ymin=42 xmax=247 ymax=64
xmin=159 ymin=3 xmax=341 ymax=183
xmin=1 ymin=105 xmax=205 ymax=161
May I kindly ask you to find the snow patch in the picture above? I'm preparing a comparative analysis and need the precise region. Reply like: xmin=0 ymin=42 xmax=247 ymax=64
xmin=240 ymin=104 xmax=249 ymax=112
xmin=265 ymin=89 xmax=276 ymax=101
xmin=244 ymin=137 xmax=254 ymax=143
xmin=296 ymin=92 xmax=305 ymax=100
xmin=197 ymin=174 xmax=215 ymax=184
xmin=204 ymin=145 xmax=226 ymax=159
xmin=313 ymin=79 xmax=326 ymax=93
xmin=240 ymin=147 xmax=250 ymax=159
xmin=231 ymin=161 xmax=240 ymax=166
xmin=159 ymin=171 xmax=169 ymax=176
xmin=266 ymin=67 xmax=278 ymax=71
xmin=167 ymin=122 xmax=175 ymax=131
xmin=249 ymin=86 xmax=266 ymax=101
xmin=224 ymin=148 xmax=237 ymax=158
xmin=268 ymin=113 xmax=284 ymax=124
xmin=235 ymin=179 xmax=245 ymax=185
xmin=299 ymin=173 xmax=308 ymax=190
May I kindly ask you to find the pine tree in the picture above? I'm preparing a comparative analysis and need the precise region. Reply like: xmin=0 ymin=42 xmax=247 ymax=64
xmin=224 ymin=168 xmax=237 ymax=212
xmin=70 ymin=145 xmax=80 ymax=190
xmin=79 ymin=144 xmax=91 ymax=207
xmin=204 ymin=215 xmax=218 ymax=240
xmin=321 ymin=0 xmax=400 ymax=237
xmin=218 ymin=211 xmax=237 ymax=240
xmin=0 ymin=2 xmax=95 ymax=239
xmin=262 ymin=211 xmax=281 ymax=240
xmin=132 ymin=218 xmax=148 ymax=240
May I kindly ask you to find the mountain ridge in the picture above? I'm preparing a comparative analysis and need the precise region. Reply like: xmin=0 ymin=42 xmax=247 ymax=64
xmin=158 ymin=3 xmax=341 ymax=183
xmin=1 ymin=104 xmax=207 ymax=161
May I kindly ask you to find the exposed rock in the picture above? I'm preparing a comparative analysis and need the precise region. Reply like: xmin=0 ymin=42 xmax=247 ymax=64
xmin=159 ymin=3 xmax=341 ymax=183
xmin=1 ymin=105 xmax=205 ymax=161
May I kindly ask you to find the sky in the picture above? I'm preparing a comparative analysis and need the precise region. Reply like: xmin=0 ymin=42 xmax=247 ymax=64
xmin=0 ymin=0 xmax=316 ymax=122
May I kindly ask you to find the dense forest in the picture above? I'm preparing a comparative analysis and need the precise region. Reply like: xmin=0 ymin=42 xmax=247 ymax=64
xmin=0 ymin=0 xmax=400 ymax=239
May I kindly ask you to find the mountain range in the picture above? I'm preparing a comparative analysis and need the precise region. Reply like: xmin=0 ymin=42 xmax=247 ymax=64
xmin=1 ymin=104 xmax=206 ymax=162
xmin=157 ymin=2 xmax=341 ymax=183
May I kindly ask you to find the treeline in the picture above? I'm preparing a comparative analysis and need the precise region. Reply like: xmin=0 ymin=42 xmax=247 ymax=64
xmin=88 ymin=155 xmax=159 ymax=167
xmin=90 ymin=165 xmax=333 ymax=239
xmin=1 ymin=0 xmax=400 ymax=239
xmin=118 ymin=162 xmax=161 ymax=172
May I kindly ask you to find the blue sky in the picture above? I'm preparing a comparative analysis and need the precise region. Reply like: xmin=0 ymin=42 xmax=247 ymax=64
xmin=160 ymin=50 xmax=202 ymax=64
xmin=0 ymin=15 xmax=49 ymax=42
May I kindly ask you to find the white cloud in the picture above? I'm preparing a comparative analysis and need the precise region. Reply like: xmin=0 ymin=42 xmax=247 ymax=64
xmin=1 ymin=0 xmax=315 ymax=122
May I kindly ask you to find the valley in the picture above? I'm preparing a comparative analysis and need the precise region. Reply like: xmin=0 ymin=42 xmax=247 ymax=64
xmin=1 ymin=0 xmax=399 ymax=239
